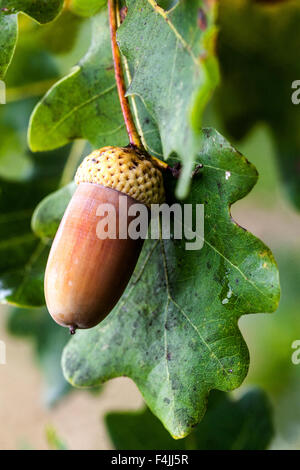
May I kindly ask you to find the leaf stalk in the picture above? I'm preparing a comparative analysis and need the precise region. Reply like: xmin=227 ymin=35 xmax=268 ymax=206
xmin=108 ymin=0 xmax=142 ymax=149
xmin=108 ymin=0 xmax=170 ymax=174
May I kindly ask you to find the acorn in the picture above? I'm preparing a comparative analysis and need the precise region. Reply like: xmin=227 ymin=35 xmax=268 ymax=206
xmin=44 ymin=145 xmax=165 ymax=333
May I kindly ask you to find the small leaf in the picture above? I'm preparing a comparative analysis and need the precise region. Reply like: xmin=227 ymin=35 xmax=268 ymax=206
xmin=32 ymin=182 xmax=76 ymax=239
xmin=0 ymin=0 xmax=64 ymax=23
xmin=62 ymin=129 xmax=280 ymax=438
xmin=106 ymin=389 xmax=274 ymax=450
xmin=118 ymin=0 xmax=219 ymax=198
xmin=7 ymin=307 xmax=71 ymax=405
xmin=28 ymin=11 xmax=128 ymax=152
xmin=0 ymin=14 xmax=17 ymax=79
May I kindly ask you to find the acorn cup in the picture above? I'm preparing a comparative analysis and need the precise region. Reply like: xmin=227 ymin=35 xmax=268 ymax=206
xmin=44 ymin=146 xmax=165 ymax=333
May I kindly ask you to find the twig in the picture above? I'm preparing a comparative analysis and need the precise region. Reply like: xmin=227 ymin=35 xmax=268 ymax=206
xmin=108 ymin=0 xmax=171 ymax=175
xmin=108 ymin=0 xmax=142 ymax=148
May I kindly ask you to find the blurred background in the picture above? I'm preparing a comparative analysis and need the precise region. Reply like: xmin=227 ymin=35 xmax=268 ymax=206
xmin=0 ymin=0 xmax=300 ymax=450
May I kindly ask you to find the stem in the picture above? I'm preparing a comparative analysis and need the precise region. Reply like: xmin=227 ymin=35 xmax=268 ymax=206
xmin=69 ymin=325 xmax=77 ymax=335
xmin=108 ymin=0 xmax=169 ymax=174
xmin=108 ymin=0 xmax=142 ymax=148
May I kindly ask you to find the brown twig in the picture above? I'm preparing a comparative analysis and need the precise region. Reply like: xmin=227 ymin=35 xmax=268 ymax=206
xmin=108 ymin=0 xmax=142 ymax=148
xmin=108 ymin=1 xmax=172 ymax=175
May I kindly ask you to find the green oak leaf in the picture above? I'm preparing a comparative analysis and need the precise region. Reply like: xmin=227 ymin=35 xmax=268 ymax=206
xmin=118 ymin=0 xmax=219 ymax=198
xmin=6 ymin=307 xmax=71 ymax=405
xmin=216 ymin=0 xmax=300 ymax=208
xmin=0 ymin=14 xmax=17 ymax=80
xmin=0 ymin=0 xmax=63 ymax=23
xmin=28 ymin=11 xmax=128 ymax=152
xmin=62 ymin=128 xmax=280 ymax=438
xmin=106 ymin=389 xmax=274 ymax=450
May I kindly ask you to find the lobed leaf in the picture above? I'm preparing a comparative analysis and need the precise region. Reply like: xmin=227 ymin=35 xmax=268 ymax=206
xmin=0 ymin=14 xmax=17 ymax=80
xmin=62 ymin=129 xmax=280 ymax=438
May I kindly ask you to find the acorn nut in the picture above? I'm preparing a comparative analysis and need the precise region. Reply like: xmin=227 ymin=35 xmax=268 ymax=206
xmin=44 ymin=145 xmax=165 ymax=333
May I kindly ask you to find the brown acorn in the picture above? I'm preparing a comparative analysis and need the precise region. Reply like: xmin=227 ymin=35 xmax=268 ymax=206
xmin=44 ymin=146 xmax=165 ymax=333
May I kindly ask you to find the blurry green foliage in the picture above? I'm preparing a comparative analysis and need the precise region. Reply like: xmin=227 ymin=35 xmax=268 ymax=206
xmin=217 ymin=0 xmax=300 ymax=208
xmin=45 ymin=425 xmax=68 ymax=450
xmin=106 ymin=389 xmax=274 ymax=450
xmin=0 ymin=0 xmax=63 ymax=24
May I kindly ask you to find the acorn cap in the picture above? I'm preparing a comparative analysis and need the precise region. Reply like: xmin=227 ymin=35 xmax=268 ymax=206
xmin=75 ymin=146 xmax=165 ymax=206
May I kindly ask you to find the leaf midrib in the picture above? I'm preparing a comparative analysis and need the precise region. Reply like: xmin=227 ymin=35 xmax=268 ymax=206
xmin=45 ymin=82 xmax=117 ymax=137
xmin=146 ymin=0 xmax=199 ymax=65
